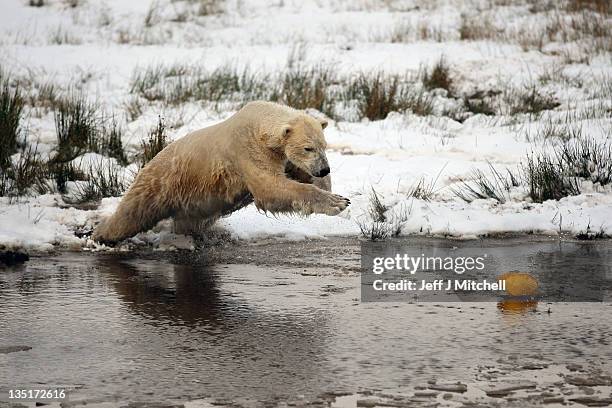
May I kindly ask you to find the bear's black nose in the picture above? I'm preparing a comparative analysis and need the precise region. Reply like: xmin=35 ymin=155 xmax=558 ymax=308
xmin=317 ymin=167 xmax=330 ymax=177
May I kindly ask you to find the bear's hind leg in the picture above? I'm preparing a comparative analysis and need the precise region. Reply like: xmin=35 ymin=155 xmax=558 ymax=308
xmin=93 ymin=180 xmax=174 ymax=244
xmin=173 ymin=214 xmax=217 ymax=237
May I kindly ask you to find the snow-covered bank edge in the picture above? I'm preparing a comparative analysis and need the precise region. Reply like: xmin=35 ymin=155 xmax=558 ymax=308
xmin=2 ymin=188 xmax=611 ymax=254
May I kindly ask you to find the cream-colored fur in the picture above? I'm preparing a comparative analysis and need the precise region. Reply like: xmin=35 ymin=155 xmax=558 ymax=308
xmin=93 ymin=101 xmax=349 ymax=243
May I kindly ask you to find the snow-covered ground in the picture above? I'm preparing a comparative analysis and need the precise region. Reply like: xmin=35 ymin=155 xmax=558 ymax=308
xmin=1 ymin=0 xmax=611 ymax=251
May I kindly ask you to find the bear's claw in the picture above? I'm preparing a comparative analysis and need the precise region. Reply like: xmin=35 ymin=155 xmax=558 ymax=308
xmin=316 ymin=191 xmax=350 ymax=215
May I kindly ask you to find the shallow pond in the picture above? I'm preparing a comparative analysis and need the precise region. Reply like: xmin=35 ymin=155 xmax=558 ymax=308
xmin=1 ymin=239 xmax=612 ymax=407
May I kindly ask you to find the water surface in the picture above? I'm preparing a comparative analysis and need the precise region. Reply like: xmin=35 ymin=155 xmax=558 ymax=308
xmin=1 ymin=239 xmax=611 ymax=406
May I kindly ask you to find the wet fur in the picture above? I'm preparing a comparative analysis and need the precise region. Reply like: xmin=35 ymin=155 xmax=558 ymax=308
xmin=93 ymin=101 xmax=348 ymax=243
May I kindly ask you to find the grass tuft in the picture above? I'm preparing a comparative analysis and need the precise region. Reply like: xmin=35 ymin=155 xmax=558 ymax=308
xmin=53 ymin=95 xmax=128 ymax=164
xmin=140 ymin=116 xmax=168 ymax=167
xmin=575 ymin=221 xmax=609 ymax=240
xmin=28 ymin=80 xmax=60 ymax=112
xmin=357 ymin=188 xmax=389 ymax=240
xmin=368 ymin=187 xmax=388 ymax=223
xmin=524 ymin=135 xmax=612 ymax=202
xmin=98 ymin=116 xmax=128 ymax=166
xmin=407 ymin=165 xmax=446 ymax=201
xmin=423 ymin=56 xmax=453 ymax=94
xmin=453 ymin=164 xmax=519 ymax=203
xmin=70 ymin=160 xmax=128 ymax=203
xmin=0 ymin=144 xmax=47 ymax=199
xmin=144 ymin=1 xmax=162 ymax=28
xmin=407 ymin=177 xmax=438 ymax=201
xmin=351 ymin=73 xmax=401 ymax=121
xmin=46 ymin=161 xmax=83 ymax=195
xmin=356 ymin=188 xmax=410 ymax=241
xmin=505 ymin=85 xmax=560 ymax=116
xmin=523 ymin=150 xmax=581 ymax=203
xmin=526 ymin=121 xmax=583 ymax=142
xmin=49 ymin=94 xmax=129 ymax=193
xmin=1 ymin=79 xmax=129 ymax=199
xmin=357 ymin=218 xmax=392 ymax=242
xmin=452 ymin=135 xmax=612 ymax=204
xmin=124 ymin=95 xmax=145 ymax=122
xmin=196 ymin=0 xmax=224 ymax=15
xmin=276 ymin=65 xmax=335 ymax=117
xmin=559 ymin=136 xmax=612 ymax=186
xmin=49 ymin=26 xmax=82 ymax=45
xmin=348 ymin=73 xmax=433 ymax=120
xmin=0 ymin=71 xmax=25 ymax=170
xmin=54 ymin=93 xmax=99 ymax=163
xmin=464 ymin=96 xmax=496 ymax=116
xmin=567 ymin=0 xmax=609 ymax=13
xmin=63 ymin=0 xmax=80 ymax=8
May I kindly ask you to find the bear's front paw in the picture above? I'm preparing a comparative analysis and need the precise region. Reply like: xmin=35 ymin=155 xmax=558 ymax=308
xmin=315 ymin=191 xmax=350 ymax=216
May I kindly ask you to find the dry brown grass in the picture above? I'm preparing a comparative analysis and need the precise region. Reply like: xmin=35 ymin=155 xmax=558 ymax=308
xmin=459 ymin=13 xmax=498 ymax=40
xmin=422 ymin=56 xmax=453 ymax=94
xmin=376 ymin=19 xmax=451 ymax=43
xmin=565 ymin=0 xmax=610 ymax=14
xmin=458 ymin=2 xmax=610 ymax=56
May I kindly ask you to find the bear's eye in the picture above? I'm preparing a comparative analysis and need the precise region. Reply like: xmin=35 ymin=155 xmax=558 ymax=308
xmin=304 ymin=147 xmax=314 ymax=152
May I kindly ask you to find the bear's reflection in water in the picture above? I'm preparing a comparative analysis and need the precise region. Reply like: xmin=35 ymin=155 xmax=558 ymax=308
xmin=97 ymin=257 xmax=227 ymax=326
xmin=94 ymin=257 xmax=333 ymax=399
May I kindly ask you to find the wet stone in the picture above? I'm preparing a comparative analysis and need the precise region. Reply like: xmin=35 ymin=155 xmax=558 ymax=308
xmin=121 ymin=403 xmax=184 ymax=408
xmin=318 ymin=391 xmax=352 ymax=398
xmin=0 ymin=250 xmax=29 ymax=266
xmin=577 ymin=386 xmax=596 ymax=395
xmin=300 ymin=271 xmax=319 ymax=276
xmin=562 ymin=389 xmax=575 ymax=396
xmin=413 ymin=391 xmax=438 ymax=398
xmin=569 ymin=396 xmax=612 ymax=407
xmin=428 ymin=382 xmax=468 ymax=393
xmin=376 ymin=399 xmax=415 ymax=408
xmin=482 ymin=381 xmax=537 ymax=397
xmin=565 ymin=374 xmax=612 ymax=386
xmin=0 ymin=345 xmax=32 ymax=354
xmin=375 ymin=393 xmax=399 ymax=400
xmin=567 ymin=363 xmax=584 ymax=372
xmin=521 ymin=363 xmax=548 ymax=370
xmin=302 ymin=398 xmax=327 ymax=407
xmin=209 ymin=399 xmax=233 ymax=406
xmin=356 ymin=399 xmax=381 ymax=407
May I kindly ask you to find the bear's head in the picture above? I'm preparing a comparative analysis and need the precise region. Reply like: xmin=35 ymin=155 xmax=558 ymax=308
xmin=276 ymin=115 xmax=330 ymax=178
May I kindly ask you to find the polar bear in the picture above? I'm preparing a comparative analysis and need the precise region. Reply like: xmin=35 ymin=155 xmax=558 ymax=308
xmin=92 ymin=101 xmax=350 ymax=243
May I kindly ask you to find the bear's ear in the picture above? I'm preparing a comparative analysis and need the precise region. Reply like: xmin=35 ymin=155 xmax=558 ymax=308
xmin=320 ymin=119 xmax=328 ymax=129
xmin=267 ymin=125 xmax=292 ymax=150
xmin=282 ymin=125 xmax=292 ymax=139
